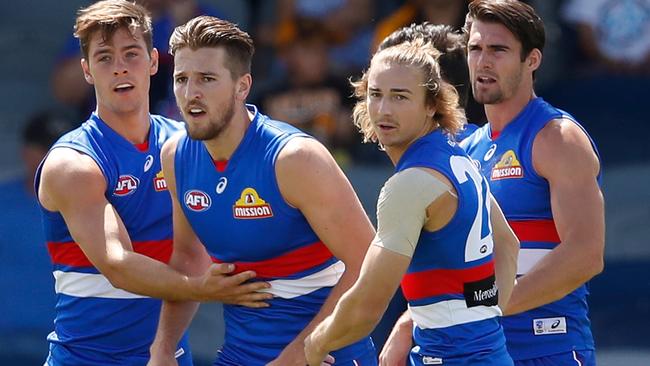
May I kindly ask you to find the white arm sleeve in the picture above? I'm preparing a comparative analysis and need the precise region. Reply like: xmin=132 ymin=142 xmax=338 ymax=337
xmin=372 ymin=168 xmax=451 ymax=258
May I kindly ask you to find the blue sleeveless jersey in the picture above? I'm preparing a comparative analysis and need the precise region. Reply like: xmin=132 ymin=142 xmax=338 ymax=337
xmin=174 ymin=105 xmax=375 ymax=365
xmin=455 ymin=122 xmax=480 ymax=142
xmin=395 ymin=130 xmax=510 ymax=364
xmin=35 ymin=113 xmax=191 ymax=365
xmin=461 ymin=98 xmax=600 ymax=360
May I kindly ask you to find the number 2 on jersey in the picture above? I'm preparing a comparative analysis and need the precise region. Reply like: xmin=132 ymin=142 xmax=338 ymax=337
xmin=450 ymin=156 xmax=494 ymax=262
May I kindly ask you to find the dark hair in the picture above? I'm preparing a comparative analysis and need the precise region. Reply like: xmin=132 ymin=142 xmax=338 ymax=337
xmin=74 ymin=0 xmax=153 ymax=59
xmin=378 ymin=23 xmax=469 ymax=109
xmin=22 ymin=110 xmax=75 ymax=150
xmin=169 ymin=16 xmax=255 ymax=78
xmin=463 ymin=0 xmax=545 ymax=61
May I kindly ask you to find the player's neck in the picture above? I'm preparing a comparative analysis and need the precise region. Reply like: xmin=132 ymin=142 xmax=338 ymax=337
xmin=384 ymin=125 xmax=438 ymax=165
xmin=485 ymin=88 xmax=536 ymax=132
xmin=203 ymin=105 xmax=253 ymax=161
xmin=384 ymin=146 xmax=404 ymax=166
xmin=96 ymin=104 xmax=151 ymax=144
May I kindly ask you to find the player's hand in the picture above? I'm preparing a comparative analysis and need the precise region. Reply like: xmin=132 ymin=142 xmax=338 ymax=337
xmin=379 ymin=319 xmax=412 ymax=366
xmin=303 ymin=335 xmax=336 ymax=366
xmin=195 ymin=263 xmax=273 ymax=307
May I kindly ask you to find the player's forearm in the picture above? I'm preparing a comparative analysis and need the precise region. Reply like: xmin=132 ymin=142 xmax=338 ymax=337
xmin=311 ymin=287 xmax=382 ymax=353
xmin=493 ymin=234 xmax=518 ymax=311
xmin=505 ymin=243 xmax=603 ymax=315
xmin=150 ymin=242 xmax=208 ymax=355
xmin=384 ymin=310 xmax=414 ymax=347
xmin=394 ymin=310 xmax=413 ymax=331
xmin=150 ymin=300 xmax=200 ymax=355
xmin=379 ymin=310 xmax=413 ymax=363
xmin=102 ymin=250 xmax=200 ymax=301
xmin=290 ymin=267 xmax=360 ymax=345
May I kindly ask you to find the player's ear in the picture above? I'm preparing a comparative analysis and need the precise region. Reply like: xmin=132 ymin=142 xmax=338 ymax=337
xmin=235 ymin=73 xmax=252 ymax=101
xmin=426 ymin=103 xmax=436 ymax=120
xmin=527 ymin=48 xmax=542 ymax=72
xmin=149 ymin=48 xmax=159 ymax=76
xmin=81 ymin=58 xmax=94 ymax=85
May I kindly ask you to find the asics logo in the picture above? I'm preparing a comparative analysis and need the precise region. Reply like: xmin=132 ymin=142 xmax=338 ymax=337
xmin=216 ymin=177 xmax=228 ymax=194
xmin=484 ymin=144 xmax=497 ymax=161
xmin=144 ymin=155 xmax=154 ymax=172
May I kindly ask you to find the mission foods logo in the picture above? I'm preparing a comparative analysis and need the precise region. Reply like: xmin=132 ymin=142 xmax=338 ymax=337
xmin=153 ymin=171 xmax=167 ymax=192
xmin=233 ymin=188 xmax=273 ymax=219
xmin=491 ymin=150 xmax=523 ymax=180
xmin=114 ymin=175 xmax=139 ymax=196
xmin=184 ymin=190 xmax=211 ymax=212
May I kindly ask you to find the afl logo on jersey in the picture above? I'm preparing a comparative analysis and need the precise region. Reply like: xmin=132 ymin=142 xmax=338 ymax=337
xmin=233 ymin=188 xmax=273 ymax=219
xmin=114 ymin=175 xmax=139 ymax=196
xmin=184 ymin=190 xmax=212 ymax=212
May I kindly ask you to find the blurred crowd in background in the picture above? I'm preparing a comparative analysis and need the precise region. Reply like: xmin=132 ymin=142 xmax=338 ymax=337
xmin=41 ymin=0 xmax=650 ymax=166
xmin=1 ymin=0 xmax=649 ymax=364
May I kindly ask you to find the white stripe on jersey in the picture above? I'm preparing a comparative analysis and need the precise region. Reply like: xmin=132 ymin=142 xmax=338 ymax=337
xmin=53 ymin=270 xmax=147 ymax=299
xmin=410 ymin=299 xmax=501 ymax=329
xmin=572 ymin=350 xmax=583 ymax=366
xmin=517 ymin=248 xmax=552 ymax=275
xmin=261 ymin=261 xmax=345 ymax=299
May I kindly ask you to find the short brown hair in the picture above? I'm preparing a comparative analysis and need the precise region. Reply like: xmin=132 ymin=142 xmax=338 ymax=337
xmin=74 ymin=0 xmax=153 ymax=59
xmin=352 ymin=41 xmax=465 ymax=144
xmin=169 ymin=16 xmax=255 ymax=78
xmin=464 ymin=0 xmax=545 ymax=61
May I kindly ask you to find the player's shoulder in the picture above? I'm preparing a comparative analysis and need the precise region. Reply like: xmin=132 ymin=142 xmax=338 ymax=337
xmin=42 ymin=147 xmax=103 ymax=179
xmin=277 ymin=136 xmax=327 ymax=164
xmin=40 ymin=147 xmax=106 ymax=204
xmin=380 ymin=168 xmax=453 ymax=220
xmin=402 ymin=130 xmax=467 ymax=169
xmin=258 ymin=114 xmax=310 ymax=145
xmin=459 ymin=123 xmax=489 ymax=149
xmin=536 ymin=117 xmax=593 ymax=151
xmin=534 ymin=117 xmax=599 ymax=178
xmin=455 ymin=122 xmax=480 ymax=142
xmin=39 ymin=147 xmax=108 ymax=210
xmin=53 ymin=119 xmax=95 ymax=146
xmin=390 ymin=167 xmax=453 ymax=192
xmin=274 ymin=134 xmax=349 ymax=209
